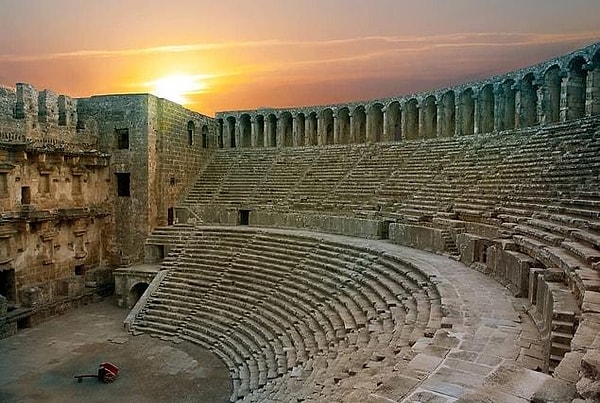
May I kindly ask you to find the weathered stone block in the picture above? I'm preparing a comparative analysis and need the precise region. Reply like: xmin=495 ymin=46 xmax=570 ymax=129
xmin=456 ymin=232 xmax=491 ymax=266
xmin=389 ymin=223 xmax=445 ymax=253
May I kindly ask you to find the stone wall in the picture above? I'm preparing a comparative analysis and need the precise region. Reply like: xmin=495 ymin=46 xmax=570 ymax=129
xmin=216 ymin=42 xmax=600 ymax=148
xmin=0 ymin=83 xmax=115 ymax=335
xmin=77 ymin=94 xmax=151 ymax=266
xmin=389 ymin=223 xmax=447 ymax=253
xmin=77 ymin=93 xmax=216 ymax=266
xmin=251 ymin=210 xmax=385 ymax=239
xmin=151 ymin=97 xmax=214 ymax=229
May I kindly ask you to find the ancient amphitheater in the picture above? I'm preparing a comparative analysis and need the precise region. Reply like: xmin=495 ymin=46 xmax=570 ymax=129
xmin=1 ymin=42 xmax=600 ymax=402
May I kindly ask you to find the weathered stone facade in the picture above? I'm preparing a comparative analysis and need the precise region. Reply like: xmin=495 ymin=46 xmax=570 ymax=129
xmin=0 ymin=85 xmax=215 ymax=334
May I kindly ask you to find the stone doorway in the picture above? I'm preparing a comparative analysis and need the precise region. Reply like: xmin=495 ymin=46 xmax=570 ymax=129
xmin=239 ymin=210 xmax=250 ymax=226
xmin=167 ymin=207 xmax=175 ymax=225
xmin=0 ymin=267 xmax=15 ymax=302
xmin=128 ymin=282 xmax=149 ymax=308
xmin=21 ymin=186 xmax=31 ymax=205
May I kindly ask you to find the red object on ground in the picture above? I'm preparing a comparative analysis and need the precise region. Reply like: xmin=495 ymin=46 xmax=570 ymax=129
xmin=98 ymin=362 xmax=119 ymax=383
xmin=75 ymin=362 xmax=119 ymax=383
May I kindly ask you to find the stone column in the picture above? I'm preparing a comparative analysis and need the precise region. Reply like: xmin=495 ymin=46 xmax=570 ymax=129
xmin=317 ymin=114 xmax=324 ymax=146
xmin=235 ymin=121 xmax=241 ymax=148
xmin=366 ymin=111 xmax=373 ymax=143
xmin=586 ymin=68 xmax=600 ymax=116
xmin=559 ymin=70 xmax=569 ymax=122
xmin=536 ymin=81 xmax=545 ymax=125
xmin=264 ymin=117 xmax=271 ymax=147
xmin=276 ymin=117 xmax=284 ymax=148
xmin=494 ymin=86 xmax=503 ymax=131
xmin=250 ymin=117 xmax=258 ymax=147
xmin=418 ymin=101 xmax=424 ymax=139
xmin=382 ymin=108 xmax=389 ymax=141
xmin=291 ymin=115 xmax=299 ymax=146
xmin=436 ymin=102 xmax=443 ymax=137
xmin=454 ymin=97 xmax=463 ymax=136
xmin=349 ymin=113 xmax=356 ymax=144
xmin=332 ymin=115 xmax=339 ymax=145
xmin=473 ymin=95 xmax=481 ymax=134
xmin=514 ymin=87 xmax=522 ymax=128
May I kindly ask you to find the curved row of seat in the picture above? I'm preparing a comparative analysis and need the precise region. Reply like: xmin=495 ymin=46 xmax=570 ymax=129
xmin=180 ymin=116 xmax=600 ymax=379
xmin=131 ymin=227 xmax=442 ymax=401
xmin=182 ymin=117 xmax=600 ymax=219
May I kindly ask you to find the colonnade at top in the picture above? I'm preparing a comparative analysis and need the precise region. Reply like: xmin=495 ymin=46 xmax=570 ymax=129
xmin=215 ymin=44 xmax=600 ymax=149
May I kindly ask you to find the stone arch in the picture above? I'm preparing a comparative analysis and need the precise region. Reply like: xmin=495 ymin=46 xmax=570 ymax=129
xmin=386 ymin=101 xmax=402 ymax=141
xmin=439 ymin=91 xmax=455 ymax=137
xmin=226 ymin=116 xmax=237 ymax=148
xmin=459 ymin=89 xmax=475 ymax=135
xmin=254 ymin=115 xmax=265 ymax=147
xmin=565 ymin=56 xmax=587 ymax=120
xmin=279 ymin=112 xmax=293 ymax=147
xmin=352 ymin=106 xmax=366 ymax=143
xmin=128 ymin=282 xmax=149 ymax=308
xmin=337 ymin=107 xmax=351 ymax=144
xmin=519 ymin=74 xmax=538 ymax=128
xmin=266 ymin=114 xmax=277 ymax=147
xmin=589 ymin=49 xmax=600 ymax=116
xmin=421 ymin=95 xmax=437 ymax=138
xmin=307 ymin=112 xmax=318 ymax=146
xmin=498 ymin=79 xmax=516 ymax=131
xmin=295 ymin=113 xmax=306 ymax=146
xmin=201 ymin=124 xmax=209 ymax=148
xmin=404 ymin=99 xmax=419 ymax=140
xmin=479 ymin=84 xmax=495 ymax=133
xmin=186 ymin=120 xmax=195 ymax=146
xmin=367 ymin=103 xmax=384 ymax=142
xmin=543 ymin=65 xmax=562 ymax=123
xmin=239 ymin=114 xmax=251 ymax=148
xmin=320 ymin=108 xmax=334 ymax=145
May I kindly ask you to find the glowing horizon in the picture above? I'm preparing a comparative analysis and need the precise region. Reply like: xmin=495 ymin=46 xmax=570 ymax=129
xmin=1 ymin=1 xmax=599 ymax=116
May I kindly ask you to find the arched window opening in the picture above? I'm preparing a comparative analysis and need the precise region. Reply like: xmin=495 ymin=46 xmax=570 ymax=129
xmin=352 ymin=106 xmax=366 ymax=143
xmin=520 ymin=74 xmax=538 ymax=128
xmin=337 ymin=108 xmax=351 ymax=144
xmin=386 ymin=102 xmax=402 ymax=141
xmin=320 ymin=109 xmax=334 ymax=145
xmin=404 ymin=99 xmax=419 ymax=140
xmin=187 ymin=120 xmax=195 ymax=146
xmin=479 ymin=85 xmax=495 ymax=133
xmin=239 ymin=114 xmax=251 ymax=148
xmin=307 ymin=112 xmax=318 ymax=146
xmin=226 ymin=116 xmax=237 ymax=148
xmin=544 ymin=65 xmax=562 ymax=123
xmin=280 ymin=112 xmax=293 ymax=147
xmin=439 ymin=91 xmax=455 ymax=137
xmin=422 ymin=96 xmax=437 ymax=138
xmin=267 ymin=114 xmax=277 ymax=147
xmin=129 ymin=282 xmax=149 ymax=308
xmin=255 ymin=115 xmax=265 ymax=147
xmin=565 ymin=56 xmax=587 ymax=120
xmin=295 ymin=113 xmax=306 ymax=146
xmin=459 ymin=89 xmax=475 ymax=135
xmin=368 ymin=104 xmax=384 ymax=142
xmin=499 ymin=80 xmax=516 ymax=131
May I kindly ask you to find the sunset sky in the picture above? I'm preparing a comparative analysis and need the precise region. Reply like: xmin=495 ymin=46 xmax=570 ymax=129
xmin=0 ymin=0 xmax=599 ymax=116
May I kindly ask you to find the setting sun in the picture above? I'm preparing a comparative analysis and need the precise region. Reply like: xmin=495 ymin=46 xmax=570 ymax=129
xmin=149 ymin=74 xmax=207 ymax=105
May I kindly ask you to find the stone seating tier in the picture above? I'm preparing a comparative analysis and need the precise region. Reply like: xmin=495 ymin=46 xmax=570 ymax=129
xmin=132 ymin=227 xmax=441 ymax=401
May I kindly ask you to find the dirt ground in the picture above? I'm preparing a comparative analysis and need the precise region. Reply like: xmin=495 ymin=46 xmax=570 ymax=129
xmin=0 ymin=297 xmax=232 ymax=403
